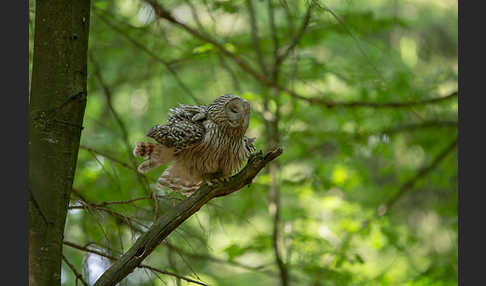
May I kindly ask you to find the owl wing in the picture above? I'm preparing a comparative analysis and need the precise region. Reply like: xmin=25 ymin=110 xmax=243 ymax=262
xmin=147 ymin=105 xmax=207 ymax=154
xmin=169 ymin=104 xmax=208 ymax=123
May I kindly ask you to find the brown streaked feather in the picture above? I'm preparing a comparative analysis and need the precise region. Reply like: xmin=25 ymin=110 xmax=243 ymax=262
xmin=133 ymin=142 xmax=175 ymax=173
xmin=135 ymin=94 xmax=254 ymax=197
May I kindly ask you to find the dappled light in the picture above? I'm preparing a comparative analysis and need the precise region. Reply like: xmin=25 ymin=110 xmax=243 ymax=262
xmin=29 ymin=0 xmax=457 ymax=285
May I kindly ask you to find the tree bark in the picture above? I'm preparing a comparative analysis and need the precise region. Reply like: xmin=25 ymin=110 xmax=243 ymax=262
xmin=29 ymin=1 xmax=91 ymax=285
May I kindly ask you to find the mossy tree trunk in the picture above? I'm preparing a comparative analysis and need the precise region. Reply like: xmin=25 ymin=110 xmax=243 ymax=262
xmin=29 ymin=1 xmax=91 ymax=285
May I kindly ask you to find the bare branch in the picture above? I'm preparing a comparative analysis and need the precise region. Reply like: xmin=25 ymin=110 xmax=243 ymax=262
xmin=275 ymin=6 xmax=312 ymax=67
xmin=246 ymin=0 xmax=268 ymax=74
xmin=143 ymin=1 xmax=458 ymax=109
xmin=335 ymin=138 xmax=457 ymax=265
xmin=184 ymin=0 xmax=206 ymax=32
xmin=217 ymin=54 xmax=242 ymax=92
xmin=302 ymin=120 xmax=458 ymax=141
xmin=95 ymin=11 xmax=200 ymax=105
xmin=165 ymin=242 xmax=274 ymax=274
xmin=139 ymin=265 xmax=208 ymax=286
xmin=63 ymin=241 xmax=207 ymax=286
xmin=79 ymin=145 xmax=137 ymax=172
xmin=93 ymin=148 xmax=283 ymax=286
xmin=311 ymin=0 xmax=385 ymax=82
xmin=380 ymin=138 xmax=458 ymax=214
xmin=69 ymin=194 xmax=182 ymax=209
xmin=315 ymin=91 xmax=459 ymax=108
xmin=71 ymin=189 xmax=150 ymax=231
xmin=89 ymin=55 xmax=151 ymax=190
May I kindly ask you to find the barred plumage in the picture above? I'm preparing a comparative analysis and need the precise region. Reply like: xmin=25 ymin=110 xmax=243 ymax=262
xmin=134 ymin=94 xmax=255 ymax=196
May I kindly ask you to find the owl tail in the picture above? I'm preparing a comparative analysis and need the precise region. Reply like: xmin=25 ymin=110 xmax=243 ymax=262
xmin=133 ymin=142 xmax=175 ymax=173
xmin=156 ymin=162 xmax=202 ymax=197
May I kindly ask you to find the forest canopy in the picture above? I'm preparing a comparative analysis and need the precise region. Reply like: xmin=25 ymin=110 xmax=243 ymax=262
xmin=29 ymin=0 xmax=458 ymax=285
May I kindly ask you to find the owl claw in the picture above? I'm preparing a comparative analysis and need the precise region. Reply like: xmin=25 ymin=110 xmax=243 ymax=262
xmin=205 ymin=177 xmax=229 ymax=186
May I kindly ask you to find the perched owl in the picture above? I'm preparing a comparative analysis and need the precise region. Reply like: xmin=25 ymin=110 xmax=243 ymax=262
xmin=133 ymin=94 xmax=256 ymax=196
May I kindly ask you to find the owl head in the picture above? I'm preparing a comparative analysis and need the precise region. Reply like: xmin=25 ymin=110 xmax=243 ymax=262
xmin=208 ymin=94 xmax=251 ymax=135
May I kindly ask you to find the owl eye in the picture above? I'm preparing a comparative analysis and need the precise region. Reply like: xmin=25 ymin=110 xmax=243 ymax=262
xmin=230 ymin=107 xmax=238 ymax=113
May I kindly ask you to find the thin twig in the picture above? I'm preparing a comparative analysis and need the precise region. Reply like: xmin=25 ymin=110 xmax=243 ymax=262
xmin=143 ymin=0 xmax=458 ymax=109
xmin=70 ymin=195 xmax=147 ymax=207
xmin=275 ymin=6 xmax=312 ymax=67
xmin=311 ymin=0 xmax=385 ymax=82
xmin=95 ymin=11 xmax=200 ymax=105
xmin=62 ymin=255 xmax=89 ymax=286
xmin=165 ymin=242 xmax=274 ymax=274
xmin=89 ymin=55 xmax=157 ymax=218
xmin=296 ymin=120 xmax=458 ymax=142
xmin=71 ymin=189 xmax=150 ymax=230
xmin=217 ymin=54 xmax=242 ymax=92
xmin=93 ymin=148 xmax=283 ymax=286
xmin=79 ymin=145 xmax=137 ymax=171
xmin=380 ymin=138 xmax=458 ymax=214
xmin=335 ymin=138 xmax=458 ymax=265
xmin=378 ymin=120 xmax=458 ymax=135
xmin=63 ymin=241 xmax=207 ymax=286
xmin=267 ymin=0 xmax=280 ymax=80
xmin=89 ymin=55 xmax=151 ymax=190
xmin=185 ymin=0 xmax=206 ymax=32
xmin=139 ymin=265 xmax=208 ymax=286
xmin=246 ymin=0 xmax=268 ymax=74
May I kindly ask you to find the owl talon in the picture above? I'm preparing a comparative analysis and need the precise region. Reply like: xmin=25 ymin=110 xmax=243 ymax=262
xmin=205 ymin=178 xmax=227 ymax=186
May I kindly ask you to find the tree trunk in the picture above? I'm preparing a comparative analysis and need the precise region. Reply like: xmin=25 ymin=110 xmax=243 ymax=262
xmin=29 ymin=1 xmax=91 ymax=285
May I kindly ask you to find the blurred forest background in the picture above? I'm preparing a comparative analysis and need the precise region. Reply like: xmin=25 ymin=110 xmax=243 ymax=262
xmin=29 ymin=0 xmax=458 ymax=285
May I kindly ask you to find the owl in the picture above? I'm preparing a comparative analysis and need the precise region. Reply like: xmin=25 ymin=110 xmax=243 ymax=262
xmin=133 ymin=94 xmax=256 ymax=196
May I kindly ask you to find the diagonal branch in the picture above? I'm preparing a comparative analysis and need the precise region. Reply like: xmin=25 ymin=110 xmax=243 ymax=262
xmin=93 ymin=148 xmax=283 ymax=286
xmin=379 ymin=138 xmax=458 ymax=214
xmin=275 ymin=6 xmax=312 ymax=67
xmin=71 ymin=188 xmax=150 ymax=232
xmin=63 ymin=241 xmax=207 ymax=286
xmin=335 ymin=138 xmax=457 ymax=265
xmin=95 ymin=11 xmax=200 ymax=105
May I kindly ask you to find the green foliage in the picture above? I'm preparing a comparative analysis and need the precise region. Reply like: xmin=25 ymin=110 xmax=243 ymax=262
xmin=30 ymin=0 xmax=457 ymax=285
